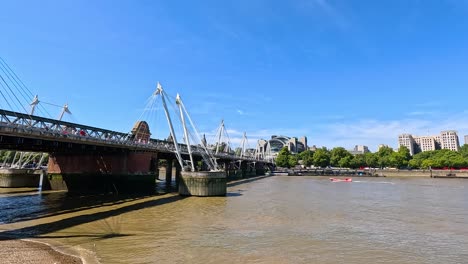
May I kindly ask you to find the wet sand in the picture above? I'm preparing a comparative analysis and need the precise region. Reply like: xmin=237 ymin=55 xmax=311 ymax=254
xmin=0 ymin=238 xmax=82 ymax=264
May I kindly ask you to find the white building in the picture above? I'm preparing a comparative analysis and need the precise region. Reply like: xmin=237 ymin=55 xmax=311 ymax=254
xmin=414 ymin=136 xmax=436 ymax=152
xmin=440 ymin=130 xmax=460 ymax=151
xmin=349 ymin=145 xmax=370 ymax=155
xmin=398 ymin=134 xmax=415 ymax=155
xmin=398 ymin=130 xmax=460 ymax=155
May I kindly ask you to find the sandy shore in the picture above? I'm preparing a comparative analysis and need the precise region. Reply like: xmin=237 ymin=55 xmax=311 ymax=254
xmin=0 ymin=238 xmax=82 ymax=264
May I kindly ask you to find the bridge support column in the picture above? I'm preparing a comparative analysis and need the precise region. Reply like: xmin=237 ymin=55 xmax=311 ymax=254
xmin=46 ymin=152 xmax=157 ymax=194
xmin=241 ymin=161 xmax=248 ymax=178
xmin=224 ymin=161 xmax=230 ymax=179
xmin=255 ymin=162 xmax=266 ymax=176
xmin=175 ymin=162 xmax=181 ymax=188
xmin=151 ymin=157 xmax=160 ymax=180
xmin=248 ymin=162 xmax=256 ymax=177
xmin=0 ymin=168 xmax=41 ymax=188
xmin=179 ymin=171 xmax=226 ymax=196
xmin=165 ymin=159 xmax=173 ymax=186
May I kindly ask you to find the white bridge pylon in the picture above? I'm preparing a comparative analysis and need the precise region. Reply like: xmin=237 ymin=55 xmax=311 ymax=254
xmin=239 ymin=132 xmax=250 ymax=158
xmin=213 ymin=122 xmax=252 ymax=159
xmin=213 ymin=120 xmax=233 ymax=155
xmin=145 ymin=83 xmax=220 ymax=172
xmin=29 ymin=94 xmax=72 ymax=121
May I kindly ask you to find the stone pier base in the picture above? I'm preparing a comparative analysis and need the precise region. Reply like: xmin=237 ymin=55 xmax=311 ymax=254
xmin=179 ymin=171 xmax=227 ymax=196
xmin=0 ymin=169 xmax=41 ymax=188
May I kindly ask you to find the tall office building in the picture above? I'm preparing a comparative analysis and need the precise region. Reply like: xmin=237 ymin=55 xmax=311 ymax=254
xmin=465 ymin=135 xmax=468 ymax=145
xmin=440 ymin=130 xmax=460 ymax=151
xmin=398 ymin=134 xmax=415 ymax=155
xmin=398 ymin=130 xmax=460 ymax=155
xmin=414 ymin=136 xmax=436 ymax=152
xmin=298 ymin=136 xmax=308 ymax=151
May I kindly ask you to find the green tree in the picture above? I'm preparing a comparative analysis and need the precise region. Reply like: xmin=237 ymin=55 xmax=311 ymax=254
xmin=276 ymin=147 xmax=292 ymax=168
xmin=408 ymin=149 xmax=467 ymax=169
xmin=338 ymin=155 xmax=354 ymax=168
xmin=376 ymin=146 xmax=394 ymax=168
xmin=458 ymin=145 xmax=468 ymax=168
xmin=298 ymin=150 xmax=314 ymax=167
xmin=364 ymin=152 xmax=378 ymax=168
xmin=352 ymin=154 xmax=366 ymax=169
xmin=409 ymin=150 xmax=436 ymax=169
xmin=459 ymin=144 xmax=468 ymax=159
xmin=437 ymin=149 xmax=465 ymax=168
xmin=234 ymin=147 xmax=242 ymax=156
xmin=288 ymin=155 xmax=299 ymax=168
xmin=313 ymin=148 xmax=330 ymax=168
xmin=421 ymin=159 xmax=436 ymax=169
xmin=398 ymin=145 xmax=412 ymax=160
xmin=377 ymin=146 xmax=394 ymax=157
xmin=330 ymin=147 xmax=352 ymax=167
xmin=389 ymin=146 xmax=411 ymax=168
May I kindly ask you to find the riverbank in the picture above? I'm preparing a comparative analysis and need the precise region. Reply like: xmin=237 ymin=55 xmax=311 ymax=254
xmin=373 ymin=169 xmax=468 ymax=178
xmin=0 ymin=237 xmax=82 ymax=264
xmin=281 ymin=168 xmax=468 ymax=178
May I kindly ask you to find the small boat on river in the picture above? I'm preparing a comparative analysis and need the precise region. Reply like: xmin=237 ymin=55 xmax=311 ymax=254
xmin=330 ymin=178 xmax=352 ymax=182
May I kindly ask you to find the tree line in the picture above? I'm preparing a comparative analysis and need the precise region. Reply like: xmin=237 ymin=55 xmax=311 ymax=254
xmin=275 ymin=145 xmax=468 ymax=169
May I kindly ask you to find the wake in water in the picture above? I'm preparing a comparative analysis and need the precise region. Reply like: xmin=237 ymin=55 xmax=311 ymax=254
xmin=352 ymin=181 xmax=395 ymax=185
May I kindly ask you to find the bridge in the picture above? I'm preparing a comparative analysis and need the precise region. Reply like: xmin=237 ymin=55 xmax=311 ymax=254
xmin=0 ymin=58 xmax=274 ymax=195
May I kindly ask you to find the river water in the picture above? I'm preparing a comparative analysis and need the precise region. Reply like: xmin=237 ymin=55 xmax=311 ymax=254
xmin=1 ymin=176 xmax=467 ymax=264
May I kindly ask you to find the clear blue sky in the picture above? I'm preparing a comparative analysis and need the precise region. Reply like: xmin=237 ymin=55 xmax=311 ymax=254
xmin=1 ymin=0 xmax=468 ymax=151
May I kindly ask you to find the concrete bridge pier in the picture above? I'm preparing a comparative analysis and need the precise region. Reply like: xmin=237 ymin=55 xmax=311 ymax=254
xmin=175 ymin=162 xmax=182 ymax=189
xmin=240 ymin=161 xmax=248 ymax=178
xmin=179 ymin=171 xmax=227 ymax=196
xmin=165 ymin=159 xmax=173 ymax=186
xmin=151 ymin=156 xmax=160 ymax=181
xmin=255 ymin=162 xmax=266 ymax=176
xmin=224 ymin=161 xmax=238 ymax=179
xmin=0 ymin=168 xmax=42 ymax=188
xmin=245 ymin=162 xmax=257 ymax=178
xmin=224 ymin=161 xmax=229 ymax=177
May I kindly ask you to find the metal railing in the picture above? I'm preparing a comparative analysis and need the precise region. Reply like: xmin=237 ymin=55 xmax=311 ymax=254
xmin=0 ymin=109 xmax=265 ymax=162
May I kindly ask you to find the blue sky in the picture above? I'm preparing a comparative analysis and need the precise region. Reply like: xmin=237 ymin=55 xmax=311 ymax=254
xmin=1 ymin=0 xmax=468 ymax=151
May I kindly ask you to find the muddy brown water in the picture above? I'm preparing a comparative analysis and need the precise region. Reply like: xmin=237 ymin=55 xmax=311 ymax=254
xmin=1 ymin=176 xmax=467 ymax=263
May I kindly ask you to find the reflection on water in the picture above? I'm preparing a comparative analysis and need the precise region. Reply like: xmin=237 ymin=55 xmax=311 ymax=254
xmin=1 ymin=176 xmax=468 ymax=263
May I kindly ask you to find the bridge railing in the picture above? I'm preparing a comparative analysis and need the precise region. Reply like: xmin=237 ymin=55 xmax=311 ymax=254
xmin=0 ymin=109 xmax=266 ymax=162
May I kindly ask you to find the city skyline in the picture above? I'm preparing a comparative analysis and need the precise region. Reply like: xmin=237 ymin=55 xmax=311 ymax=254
xmin=2 ymin=1 xmax=468 ymax=151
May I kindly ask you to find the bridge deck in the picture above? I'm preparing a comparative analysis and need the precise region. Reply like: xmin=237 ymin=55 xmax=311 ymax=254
xmin=0 ymin=109 xmax=262 ymax=162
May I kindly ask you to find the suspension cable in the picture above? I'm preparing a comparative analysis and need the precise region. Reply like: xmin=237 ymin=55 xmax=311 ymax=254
xmin=0 ymin=60 xmax=32 ymax=106
xmin=0 ymin=57 xmax=34 ymax=97
xmin=0 ymin=75 xmax=27 ymax=113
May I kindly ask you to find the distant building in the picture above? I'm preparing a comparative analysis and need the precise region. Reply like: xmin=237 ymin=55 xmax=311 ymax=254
xmin=131 ymin=121 xmax=151 ymax=142
xmin=349 ymin=145 xmax=370 ymax=155
xmin=298 ymin=136 xmax=308 ymax=152
xmin=414 ymin=136 xmax=436 ymax=152
xmin=398 ymin=134 xmax=415 ymax=155
xmin=309 ymin=145 xmax=318 ymax=151
xmin=286 ymin=137 xmax=307 ymax=153
xmin=440 ymin=130 xmax=460 ymax=151
xmin=256 ymin=135 xmax=308 ymax=159
xmin=465 ymin=135 xmax=468 ymax=145
xmin=397 ymin=130 xmax=460 ymax=155
xmin=378 ymin=144 xmax=390 ymax=150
